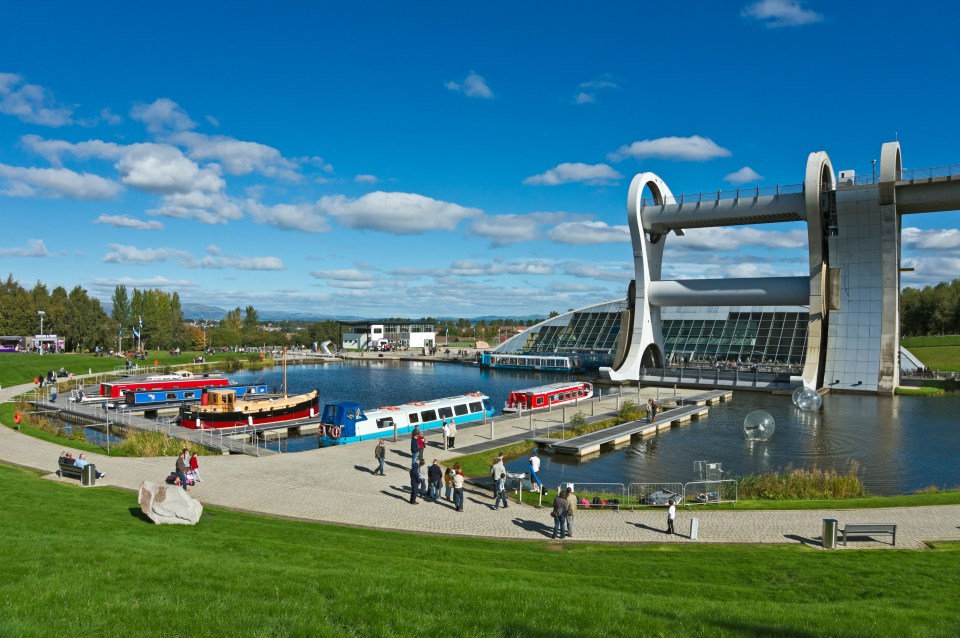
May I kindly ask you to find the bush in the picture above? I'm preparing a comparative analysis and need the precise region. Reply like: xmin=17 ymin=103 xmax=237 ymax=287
xmin=737 ymin=463 xmax=866 ymax=500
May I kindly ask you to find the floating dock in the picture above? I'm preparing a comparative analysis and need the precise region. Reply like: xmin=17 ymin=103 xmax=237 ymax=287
xmin=657 ymin=390 xmax=732 ymax=406
xmin=551 ymin=404 xmax=711 ymax=457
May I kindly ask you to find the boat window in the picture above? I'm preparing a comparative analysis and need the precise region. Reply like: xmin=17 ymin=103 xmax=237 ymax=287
xmin=453 ymin=404 xmax=468 ymax=416
xmin=185 ymin=392 xmax=196 ymax=399
xmin=468 ymin=401 xmax=482 ymax=413
xmin=535 ymin=397 xmax=544 ymax=406
xmin=346 ymin=408 xmax=360 ymax=420
xmin=438 ymin=406 xmax=453 ymax=419
xmin=408 ymin=413 xmax=419 ymax=424
xmin=377 ymin=417 xmax=394 ymax=429
xmin=420 ymin=409 xmax=438 ymax=422
xmin=166 ymin=393 xmax=177 ymax=400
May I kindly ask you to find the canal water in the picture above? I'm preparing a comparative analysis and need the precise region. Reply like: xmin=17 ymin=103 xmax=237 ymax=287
xmin=227 ymin=361 xmax=958 ymax=496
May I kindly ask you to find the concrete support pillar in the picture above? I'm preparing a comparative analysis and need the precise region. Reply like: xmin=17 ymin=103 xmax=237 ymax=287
xmin=877 ymin=142 xmax=902 ymax=394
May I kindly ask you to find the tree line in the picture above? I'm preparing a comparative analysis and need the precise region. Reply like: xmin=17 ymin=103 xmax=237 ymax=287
xmin=900 ymin=278 xmax=960 ymax=337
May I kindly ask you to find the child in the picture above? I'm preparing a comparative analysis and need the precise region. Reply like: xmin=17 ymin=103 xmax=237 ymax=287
xmin=667 ymin=498 xmax=676 ymax=535
xmin=494 ymin=472 xmax=508 ymax=510
xmin=443 ymin=467 xmax=453 ymax=501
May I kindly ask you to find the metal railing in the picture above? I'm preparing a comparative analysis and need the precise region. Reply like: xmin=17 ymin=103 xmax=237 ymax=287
xmin=682 ymin=479 xmax=739 ymax=506
xmin=565 ymin=483 xmax=626 ymax=503
xmin=627 ymin=482 xmax=684 ymax=507
xmin=641 ymin=183 xmax=803 ymax=207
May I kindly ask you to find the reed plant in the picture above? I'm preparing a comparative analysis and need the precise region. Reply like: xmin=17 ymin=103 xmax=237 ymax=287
xmin=737 ymin=463 xmax=867 ymax=500
xmin=114 ymin=430 xmax=213 ymax=457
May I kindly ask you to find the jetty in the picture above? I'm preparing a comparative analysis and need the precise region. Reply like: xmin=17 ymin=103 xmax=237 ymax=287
xmin=551 ymin=404 xmax=711 ymax=457
xmin=657 ymin=389 xmax=732 ymax=406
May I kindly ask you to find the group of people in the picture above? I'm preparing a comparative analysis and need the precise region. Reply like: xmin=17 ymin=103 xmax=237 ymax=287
xmin=646 ymin=398 xmax=659 ymax=423
xmin=174 ymin=449 xmax=201 ymax=490
xmin=409 ymin=459 xmax=464 ymax=511
xmin=59 ymin=451 xmax=105 ymax=479
xmin=550 ymin=487 xmax=577 ymax=539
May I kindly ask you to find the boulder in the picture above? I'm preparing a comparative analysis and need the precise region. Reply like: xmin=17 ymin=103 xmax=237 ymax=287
xmin=138 ymin=480 xmax=203 ymax=525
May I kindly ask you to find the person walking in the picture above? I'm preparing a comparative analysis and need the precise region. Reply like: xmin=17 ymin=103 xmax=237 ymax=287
xmin=493 ymin=472 xmax=508 ymax=510
xmin=427 ymin=459 xmax=443 ymax=500
xmin=443 ymin=467 xmax=453 ymax=502
xmin=490 ymin=452 xmax=506 ymax=498
xmin=551 ymin=490 xmax=569 ymax=539
xmin=441 ymin=420 xmax=450 ymax=450
xmin=374 ymin=440 xmax=386 ymax=475
xmin=409 ymin=463 xmax=421 ymax=504
xmin=646 ymin=398 xmax=654 ymax=423
xmin=447 ymin=420 xmax=457 ymax=449
xmin=175 ymin=451 xmax=189 ymax=491
xmin=451 ymin=463 xmax=465 ymax=511
xmin=565 ymin=486 xmax=576 ymax=538
xmin=667 ymin=498 xmax=676 ymax=535
xmin=189 ymin=452 xmax=201 ymax=482
xmin=529 ymin=449 xmax=545 ymax=495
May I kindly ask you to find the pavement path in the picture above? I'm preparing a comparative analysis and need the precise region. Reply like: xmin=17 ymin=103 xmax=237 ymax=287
xmin=2 ymin=379 xmax=958 ymax=549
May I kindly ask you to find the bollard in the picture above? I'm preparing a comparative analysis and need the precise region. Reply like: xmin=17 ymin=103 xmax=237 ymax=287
xmin=690 ymin=518 xmax=699 ymax=540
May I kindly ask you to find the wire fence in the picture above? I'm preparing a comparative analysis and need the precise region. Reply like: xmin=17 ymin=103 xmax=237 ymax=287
xmin=627 ymin=482 xmax=684 ymax=507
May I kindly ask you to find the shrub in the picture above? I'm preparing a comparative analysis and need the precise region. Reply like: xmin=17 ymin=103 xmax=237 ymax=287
xmin=737 ymin=463 xmax=866 ymax=500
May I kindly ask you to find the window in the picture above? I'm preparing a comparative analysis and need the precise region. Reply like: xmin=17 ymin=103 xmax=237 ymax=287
xmin=421 ymin=410 xmax=437 ymax=422
xmin=454 ymin=404 xmax=468 ymax=416
xmin=408 ymin=413 xmax=419 ymax=424
xmin=377 ymin=418 xmax=393 ymax=429
xmin=438 ymin=406 xmax=453 ymax=419
xmin=468 ymin=402 xmax=482 ymax=413
xmin=185 ymin=392 xmax=196 ymax=399
xmin=535 ymin=396 xmax=544 ymax=406
xmin=166 ymin=393 xmax=177 ymax=400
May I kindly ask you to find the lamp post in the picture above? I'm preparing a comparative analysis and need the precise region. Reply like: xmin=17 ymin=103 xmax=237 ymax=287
xmin=37 ymin=310 xmax=45 ymax=355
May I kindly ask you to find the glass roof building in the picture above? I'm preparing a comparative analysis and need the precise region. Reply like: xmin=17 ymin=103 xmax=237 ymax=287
xmin=495 ymin=300 xmax=810 ymax=368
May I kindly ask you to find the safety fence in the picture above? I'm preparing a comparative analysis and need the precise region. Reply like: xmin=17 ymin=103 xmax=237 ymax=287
xmin=682 ymin=479 xmax=739 ymax=506
xmin=627 ymin=482 xmax=685 ymax=507
xmin=540 ymin=480 xmax=738 ymax=508
xmin=641 ymin=183 xmax=803 ymax=207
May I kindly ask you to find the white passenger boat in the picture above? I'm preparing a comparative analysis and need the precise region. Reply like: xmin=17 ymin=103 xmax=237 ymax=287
xmin=318 ymin=392 xmax=495 ymax=445
xmin=502 ymin=381 xmax=593 ymax=413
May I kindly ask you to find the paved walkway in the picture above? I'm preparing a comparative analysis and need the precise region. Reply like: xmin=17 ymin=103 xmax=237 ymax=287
xmin=2 ymin=379 xmax=958 ymax=549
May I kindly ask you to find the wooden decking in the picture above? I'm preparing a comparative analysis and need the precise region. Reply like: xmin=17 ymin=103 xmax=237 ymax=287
xmin=551 ymin=404 xmax=711 ymax=457
xmin=657 ymin=390 xmax=732 ymax=406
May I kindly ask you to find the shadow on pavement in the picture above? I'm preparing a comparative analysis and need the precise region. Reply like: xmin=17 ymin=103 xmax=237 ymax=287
xmin=627 ymin=521 xmax=672 ymax=535
xmin=785 ymin=533 xmax=823 ymax=548
xmin=511 ymin=518 xmax=551 ymax=538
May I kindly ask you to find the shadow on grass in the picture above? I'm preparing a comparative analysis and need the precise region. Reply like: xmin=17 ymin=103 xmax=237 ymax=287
xmin=784 ymin=533 xmax=823 ymax=548
xmin=511 ymin=518 xmax=552 ymax=538
xmin=128 ymin=506 xmax=153 ymax=524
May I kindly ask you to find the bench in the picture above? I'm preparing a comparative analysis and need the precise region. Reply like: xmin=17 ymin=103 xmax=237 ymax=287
xmin=841 ymin=523 xmax=897 ymax=546
xmin=57 ymin=460 xmax=83 ymax=480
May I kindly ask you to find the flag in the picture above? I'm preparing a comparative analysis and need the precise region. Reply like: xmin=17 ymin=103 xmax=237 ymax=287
xmin=132 ymin=327 xmax=140 ymax=338
xmin=138 ymin=315 xmax=143 ymax=329
xmin=119 ymin=325 xmax=123 ymax=337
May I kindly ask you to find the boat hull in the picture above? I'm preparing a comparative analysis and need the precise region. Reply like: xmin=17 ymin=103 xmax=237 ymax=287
xmin=179 ymin=392 xmax=319 ymax=429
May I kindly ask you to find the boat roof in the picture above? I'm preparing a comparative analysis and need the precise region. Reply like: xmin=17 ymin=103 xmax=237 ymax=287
xmin=329 ymin=393 xmax=489 ymax=418
xmin=509 ymin=381 xmax=590 ymax=395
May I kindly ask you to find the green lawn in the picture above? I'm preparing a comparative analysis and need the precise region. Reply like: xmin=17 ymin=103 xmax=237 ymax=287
xmin=904 ymin=345 xmax=960 ymax=373
xmin=1 ymin=463 xmax=958 ymax=637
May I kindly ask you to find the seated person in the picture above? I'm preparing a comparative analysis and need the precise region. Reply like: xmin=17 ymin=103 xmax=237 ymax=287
xmin=59 ymin=452 xmax=76 ymax=465
xmin=73 ymin=453 xmax=105 ymax=479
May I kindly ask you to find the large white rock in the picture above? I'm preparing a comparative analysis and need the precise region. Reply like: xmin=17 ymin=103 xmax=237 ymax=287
xmin=138 ymin=480 xmax=203 ymax=525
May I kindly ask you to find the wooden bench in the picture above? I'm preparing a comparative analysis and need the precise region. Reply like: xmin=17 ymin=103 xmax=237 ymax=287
xmin=57 ymin=460 xmax=83 ymax=480
xmin=841 ymin=523 xmax=897 ymax=546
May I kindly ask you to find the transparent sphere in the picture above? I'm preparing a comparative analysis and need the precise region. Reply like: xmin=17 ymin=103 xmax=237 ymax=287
xmin=744 ymin=410 xmax=776 ymax=441
xmin=791 ymin=386 xmax=806 ymax=407
xmin=795 ymin=388 xmax=822 ymax=412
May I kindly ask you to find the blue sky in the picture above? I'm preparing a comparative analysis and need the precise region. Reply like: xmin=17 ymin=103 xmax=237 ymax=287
xmin=1 ymin=1 xmax=958 ymax=318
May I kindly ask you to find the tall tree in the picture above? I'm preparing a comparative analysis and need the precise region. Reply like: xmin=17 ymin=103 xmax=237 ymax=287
xmin=110 ymin=285 xmax=130 ymax=327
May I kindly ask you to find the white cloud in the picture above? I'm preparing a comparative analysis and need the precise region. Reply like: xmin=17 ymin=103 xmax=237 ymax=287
xmin=130 ymin=98 xmax=196 ymax=133
xmin=445 ymin=71 xmax=493 ymax=99
xmin=319 ymin=191 xmax=482 ymax=234
xmin=0 ymin=239 xmax=49 ymax=257
xmin=674 ymin=227 xmax=807 ymax=251
xmin=102 ymin=243 xmax=283 ymax=270
xmin=580 ymin=78 xmax=619 ymax=90
xmin=561 ymin=262 xmax=631 ymax=282
xmin=609 ymin=135 xmax=732 ymax=162
xmin=0 ymin=73 xmax=73 ymax=126
xmin=724 ymin=166 xmax=764 ymax=184
xmin=574 ymin=92 xmax=596 ymax=105
xmin=94 ymin=215 xmax=164 ymax=230
xmin=742 ymin=0 xmax=824 ymax=27
xmin=468 ymin=211 xmax=575 ymax=246
xmin=310 ymin=268 xmax=375 ymax=281
xmin=354 ymin=174 xmax=379 ymax=184
xmin=88 ymin=276 xmax=198 ymax=294
xmin=148 ymin=190 xmax=242 ymax=225
xmin=902 ymin=227 xmax=960 ymax=251
xmin=0 ymin=163 xmax=121 ymax=200
xmin=116 ymin=143 xmax=224 ymax=195
xmin=901 ymin=256 xmax=960 ymax=288
xmin=99 ymin=108 xmax=122 ymax=125
xmin=574 ymin=76 xmax=619 ymax=104
xmin=169 ymin=131 xmax=299 ymax=180
xmin=548 ymin=221 xmax=631 ymax=244
xmin=523 ymin=162 xmax=622 ymax=186
xmin=450 ymin=258 xmax=555 ymax=277
xmin=246 ymin=200 xmax=329 ymax=233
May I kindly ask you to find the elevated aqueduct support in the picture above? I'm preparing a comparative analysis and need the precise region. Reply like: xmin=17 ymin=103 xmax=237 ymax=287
xmin=601 ymin=141 xmax=960 ymax=394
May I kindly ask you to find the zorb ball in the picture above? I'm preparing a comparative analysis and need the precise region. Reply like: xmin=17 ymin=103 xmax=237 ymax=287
xmin=795 ymin=388 xmax=822 ymax=412
xmin=743 ymin=410 xmax=776 ymax=441
xmin=791 ymin=386 xmax=805 ymax=407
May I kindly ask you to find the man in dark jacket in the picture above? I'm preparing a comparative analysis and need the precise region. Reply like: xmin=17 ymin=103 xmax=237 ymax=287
xmin=409 ymin=462 xmax=421 ymax=504
xmin=175 ymin=452 xmax=189 ymax=491
xmin=427 ymin=459 xmax=443 ymax=500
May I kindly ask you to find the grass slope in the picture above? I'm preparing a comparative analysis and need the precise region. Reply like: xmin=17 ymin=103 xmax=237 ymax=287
xmin=903 ymin=345 xmax=960 ymax=372
xmin=1 ymin=463 xmax=958 ymax=637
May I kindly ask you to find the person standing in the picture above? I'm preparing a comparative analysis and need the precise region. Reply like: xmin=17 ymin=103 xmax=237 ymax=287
xmin=189 ymin=452 xmax=201 ymax=482
xmin=651 ymin=399 xmax=658 ymax=423
xmin=175 ymin=452 xmax=189 ymax=491
xmin=441 ymin=420 xmax=450 ymax=451
xmin=551 ymin=491 xmax=569 ymax=539
xmin=410 ymin=427 xmax=421 ymax=468
xmin=427 ymin=459 xmax=443 ymax=500
xmin=490 ymin=452 xmax=506 ymax=498
xmin=452 ymin=463 xmax=465 ymax=511
xmin=646 ymin=399 xmax=654 ymax=423
xmin=443 ymin=467 xmax=453 ymax=502
xmin=374 ymin=440 xmax=386 ymax=476
xmin=667 ymin=498 xmax=676 ymax=535
xmin=409 ymin=463 xmax=421 ymax=504
xmin=416 ymin=432 xmax=426 ymax=464
xmin=529 ymin=449 xmax=545 ymax=494
xmin=565 ymin=486 xmax=576 ymax=538
xmin=417 ymin=458 xmax=428 ymax=498
xmin=447 ymin=420 xmax=457 ymax=449
xmin=494 ymin=472 xmax=508 ymax=510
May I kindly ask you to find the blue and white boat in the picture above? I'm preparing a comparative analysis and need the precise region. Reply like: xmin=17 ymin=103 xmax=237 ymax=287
xmin=319 ymin=392 xmax=494 ymax=445
xmin=480 ymin=352 xmax=585 ymax=373
xmin=123 ymin=384 xmax=269 ymax=406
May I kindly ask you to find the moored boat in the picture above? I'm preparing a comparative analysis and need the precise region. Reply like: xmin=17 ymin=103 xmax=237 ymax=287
xmin=179 ymin=387 xmax=320 ymax=429
xmin=98 ymin=370 xmax=229 ymax=398
xmin=318 ymin=392 xmax=494 ymax=445
xmin=480 ymin=353 xmax=585 ymax=373
xmin=502 ymin=381 xmax=593 ymax=413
